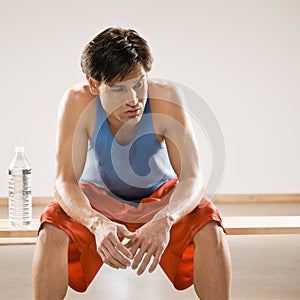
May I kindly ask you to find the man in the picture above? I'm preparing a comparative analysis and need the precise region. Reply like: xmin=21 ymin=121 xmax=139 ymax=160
xmin=32 ymin=27 xmax=232 ymax=299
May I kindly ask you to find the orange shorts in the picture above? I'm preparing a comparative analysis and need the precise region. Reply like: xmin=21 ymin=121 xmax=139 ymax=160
xmin=38 ymin=179 xmax=225 ymax=292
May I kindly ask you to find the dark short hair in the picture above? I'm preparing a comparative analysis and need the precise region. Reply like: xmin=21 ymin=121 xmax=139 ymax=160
xmin=80 ymin=27 xmax=153 ymax=84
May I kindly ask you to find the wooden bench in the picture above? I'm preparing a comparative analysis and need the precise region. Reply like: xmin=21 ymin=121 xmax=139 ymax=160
xmin=223 ymin=216 xmax=300 ymax=235
xmin=1 ymin=216 xmax=300 ymax=239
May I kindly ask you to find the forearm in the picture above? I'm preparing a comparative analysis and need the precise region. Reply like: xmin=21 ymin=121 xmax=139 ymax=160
xmin=54 ymin=179 xmax=110 ymax=233
xmin=151 ymin=176 xmax=205 ymax=225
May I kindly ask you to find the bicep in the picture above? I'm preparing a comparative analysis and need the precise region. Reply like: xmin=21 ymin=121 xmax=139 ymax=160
xmin=162 ymin=90 xmax=201 ymax=179
xmin=55 ymin=94 xmax=89 ymax=183
xmin=165 ymin=119 xmax=200 ymax=179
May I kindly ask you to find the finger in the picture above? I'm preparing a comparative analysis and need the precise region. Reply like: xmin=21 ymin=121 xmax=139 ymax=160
xmin=137 ymin=250 xmax=155 ymax=276
xmin=132 ymin=245 xmax=149 ymax=270
xmin=100 ymin=248 xmax=123 ymax=269
xmin=128 ymin=239 xmax=141 ymax=257
xmin=124 ymin=239 xmax=133 ymax=249
xmin=118 ymin=226 xmax=137 ymax=239
xmin=102 ymin=258 xmax=120 ymax=269
xmin=101 ymin=245 xmax=127 ymax=269
xmin=110 ymin=235 xmax=134 ymax=259
xmin=148 ymin=251 xmax=162 ymax=273
xmin=104 ymin=240 xmax=131 ymax=268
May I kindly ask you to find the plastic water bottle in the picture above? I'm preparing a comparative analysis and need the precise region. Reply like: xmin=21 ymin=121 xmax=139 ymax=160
xmin=8 ymin=146 xmax=32 ymax=227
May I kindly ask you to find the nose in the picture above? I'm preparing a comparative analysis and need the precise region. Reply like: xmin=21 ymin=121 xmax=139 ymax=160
xmin=126 ymin=89 xmax=138 ymax=106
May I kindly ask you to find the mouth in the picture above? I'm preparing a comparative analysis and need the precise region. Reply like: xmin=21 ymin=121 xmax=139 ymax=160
xmin=125 ymin=107 xmax=141 ymax=117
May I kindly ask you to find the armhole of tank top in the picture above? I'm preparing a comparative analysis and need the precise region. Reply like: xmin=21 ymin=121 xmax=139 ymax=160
xmin=90 ymin=95 xmax=101 ymax=147
xmin=147 ymin=96 xmax=165 ymax=146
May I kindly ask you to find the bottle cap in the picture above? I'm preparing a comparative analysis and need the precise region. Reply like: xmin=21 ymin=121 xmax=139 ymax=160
xmin=15 ymin=146 xmax=25 ymax=153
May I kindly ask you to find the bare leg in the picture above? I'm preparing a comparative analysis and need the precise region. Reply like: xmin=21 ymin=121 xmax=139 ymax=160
xmin=32 ymin=223 xmax=70 ymax=300
xmin=193 ymin=221 xmax=232 ymax=300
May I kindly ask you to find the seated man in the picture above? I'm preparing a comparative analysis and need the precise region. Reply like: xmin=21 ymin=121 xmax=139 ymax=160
xmin=32 ymin=27 xmax=232 ymax=299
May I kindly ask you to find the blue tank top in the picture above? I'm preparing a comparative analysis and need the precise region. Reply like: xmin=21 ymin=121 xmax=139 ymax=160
xmin=80 ymin=96 xmax=177 ymax=203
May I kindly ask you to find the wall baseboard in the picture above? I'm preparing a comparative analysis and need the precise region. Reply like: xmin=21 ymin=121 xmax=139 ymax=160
xmin=0 ymin=194 xmax=300 ymax=207
xmin=0 ymin=197 xmax=53 ymax=207
xmin=212 ymin=194 xmax=300 ymax=204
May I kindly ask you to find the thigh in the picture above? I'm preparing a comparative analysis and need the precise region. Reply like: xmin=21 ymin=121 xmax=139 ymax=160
xmin=159 ymin=200 xmax=226 ymax=290
xmin=38 ymin=200 xmax=103 ymax=292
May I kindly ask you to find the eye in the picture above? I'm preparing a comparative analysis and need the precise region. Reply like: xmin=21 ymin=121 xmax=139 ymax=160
xmin=133 ymin=80 xmax=144 ymax=90
xmin=111 ymin=86 xmax=124 ymax=92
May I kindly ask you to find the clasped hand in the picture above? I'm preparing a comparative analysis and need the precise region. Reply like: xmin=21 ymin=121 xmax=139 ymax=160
xmin=95 ymin=218 xmax=172 ymax=275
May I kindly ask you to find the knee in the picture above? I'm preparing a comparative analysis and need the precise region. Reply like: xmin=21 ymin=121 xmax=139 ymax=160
xmin=193 ymin=221 xmax=226 ymax=249
xmin=38 ymin=223 xmax=70 ymax=249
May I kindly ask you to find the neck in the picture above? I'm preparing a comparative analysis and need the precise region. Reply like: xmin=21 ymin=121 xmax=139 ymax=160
xmin=108 ymin=117 xmax=139 ymax=144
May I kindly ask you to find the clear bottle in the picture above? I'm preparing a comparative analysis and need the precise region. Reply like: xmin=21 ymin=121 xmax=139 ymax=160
xmin=8 ymin=146 xmax=32 ymax=227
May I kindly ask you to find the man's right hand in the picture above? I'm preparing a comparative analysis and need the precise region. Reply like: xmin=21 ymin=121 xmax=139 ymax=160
xmin=93 ymin=220 xmax=136 ymax=269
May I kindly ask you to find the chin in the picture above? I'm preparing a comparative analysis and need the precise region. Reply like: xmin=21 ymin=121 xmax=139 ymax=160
xmin=127 ymin=115 xmax=142 ymax=124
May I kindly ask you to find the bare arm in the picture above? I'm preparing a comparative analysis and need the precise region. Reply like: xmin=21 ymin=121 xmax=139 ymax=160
xmin=54 ymin=87 xmax=102 ymax=229
xmin=54 ymin=86 xmax=135 ymax=269
xmin=128 ymin=82 xmax=206 ymax=275
xmin=152 ymin=84 xmax=206 ymax=224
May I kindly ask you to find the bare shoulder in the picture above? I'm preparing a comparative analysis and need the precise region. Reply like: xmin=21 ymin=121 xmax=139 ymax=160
xmin=148 ymin=78 xmax=187 ymax=116
xmin=148 ymin=78 xmax=183 ymax=103
xmin=59 ymin=82 xmax=97 ymax=114
xmin=148 ymin=78 xmax=189 ymax=136
xmin=57 ymin=82 xmax=98 ymax=139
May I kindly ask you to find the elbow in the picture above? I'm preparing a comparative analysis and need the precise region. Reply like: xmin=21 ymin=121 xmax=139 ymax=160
xmin=179 ymin=168 xmax=205 ymax=184
xmin=53 ymin=177 xmax=77 ymax=205
xmin=179 ymin=171 xmax=206 ymax=192
xmin=53 ymin=183 xmax=60 ymax=201
xmin=53 ymin=180 xmax=63 ymax=206
xmin=54 ymin=177 xmax=63 ymax=197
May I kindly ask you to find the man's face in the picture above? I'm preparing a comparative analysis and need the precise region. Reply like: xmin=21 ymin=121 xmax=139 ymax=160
xmin=98 ymin=65 xmax=148 ymax=125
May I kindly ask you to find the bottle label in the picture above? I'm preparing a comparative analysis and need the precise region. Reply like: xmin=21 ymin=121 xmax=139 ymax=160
xmin=8 ymin=169 xmax=32 ymax=175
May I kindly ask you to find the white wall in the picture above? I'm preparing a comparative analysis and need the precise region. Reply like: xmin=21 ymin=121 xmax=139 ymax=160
xmin=0 ymin=0 xmax=299 ymax=197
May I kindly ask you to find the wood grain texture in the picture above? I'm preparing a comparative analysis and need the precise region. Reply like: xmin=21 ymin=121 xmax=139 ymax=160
xmin=1 ymin=217 xmax=300 ymax=238
xmin=1 ymin=194 xmax=300 ymax=206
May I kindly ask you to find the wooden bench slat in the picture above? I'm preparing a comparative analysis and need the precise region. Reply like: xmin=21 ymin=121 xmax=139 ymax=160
xmin=223 ymin=216 xmax=300 ymax=235
xmin=0 ymin=219 xmax=40 ymax=238
xmin=0 ymin=216 xmax=300 ymax=238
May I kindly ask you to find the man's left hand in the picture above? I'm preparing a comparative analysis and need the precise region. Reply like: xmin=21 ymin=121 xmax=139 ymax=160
xmin=125 ymin=217 xmax=173 ymax=275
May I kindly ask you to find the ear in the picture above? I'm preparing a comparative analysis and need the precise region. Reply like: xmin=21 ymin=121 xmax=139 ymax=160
xmin=86 ymin=75 xmax=100 ymax=95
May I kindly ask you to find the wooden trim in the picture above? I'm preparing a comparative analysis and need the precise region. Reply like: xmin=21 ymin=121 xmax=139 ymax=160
xmin=0 ymin=197 xmax=53 ymax=207
xmin=0 ymin=219 xmax=40 ymax=238
xmin=1 ymin=194 xmax=300 ymax=206
xmin=211 ymin=194 xmax=300 ymax=204
xmin=1 ymin=216 xmax=300 ymax=240
xmin=0 ymin=199 xmax=7 ymax=206
xmin=0 ymin=238 xmax=37 ymax=245
xmin=223 ymin=216 xmax=300 ymax=235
